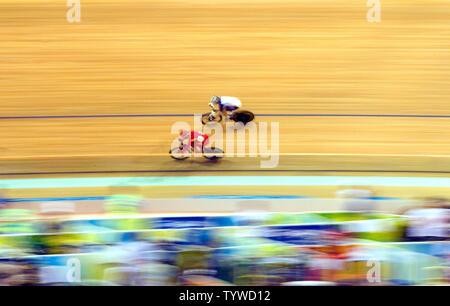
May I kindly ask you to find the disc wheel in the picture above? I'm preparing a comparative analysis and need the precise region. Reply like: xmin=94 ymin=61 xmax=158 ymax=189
xmin=203 ymin=147 xmax=224 ymax=160
xmin=230 ymin=110 xmax=255 ymax=124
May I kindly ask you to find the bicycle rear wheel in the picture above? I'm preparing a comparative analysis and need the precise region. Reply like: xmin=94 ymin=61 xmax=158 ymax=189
xmin=203 ymin=147 xmax=224 ymax=160
xmin=230 ymin=110 xmax=255 ymax=124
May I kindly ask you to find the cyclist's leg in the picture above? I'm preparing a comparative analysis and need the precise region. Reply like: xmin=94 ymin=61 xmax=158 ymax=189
xmin=192 ymin=140 xmax=203 ymax=154
xmin=222 ymin=105 xmax=239 ymax=119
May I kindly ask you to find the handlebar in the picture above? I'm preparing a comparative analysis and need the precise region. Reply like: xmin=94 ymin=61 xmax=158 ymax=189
xmin=208 ymin=103 xmax=218 ymax=111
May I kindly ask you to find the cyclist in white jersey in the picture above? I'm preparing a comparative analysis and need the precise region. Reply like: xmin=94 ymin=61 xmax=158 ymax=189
xmin=209 ymin=96 xmax=242 ymax=118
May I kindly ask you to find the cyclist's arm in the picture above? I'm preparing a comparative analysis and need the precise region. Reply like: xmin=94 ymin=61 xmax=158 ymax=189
xmin=178 ymin=131 xmax=190 ymax=142
xmin=209 ymin=102 xmax=220 ymax=111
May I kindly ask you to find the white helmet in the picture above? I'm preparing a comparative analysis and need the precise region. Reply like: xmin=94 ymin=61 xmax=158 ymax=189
xmin=210 ymin=96 xmax=220 ymax=104
xmin=197 ymin=136 xmax=205 ymax=142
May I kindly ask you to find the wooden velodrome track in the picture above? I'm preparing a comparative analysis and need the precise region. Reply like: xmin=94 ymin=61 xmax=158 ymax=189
xmin=0 ymin=0 xmax=450 ymax=200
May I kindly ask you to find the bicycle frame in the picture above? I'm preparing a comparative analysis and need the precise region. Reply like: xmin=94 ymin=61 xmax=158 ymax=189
xmin=208 ymin=103 xmax=220 ymax=120
xmin=178 ymin=140 xmax=203 ymax=154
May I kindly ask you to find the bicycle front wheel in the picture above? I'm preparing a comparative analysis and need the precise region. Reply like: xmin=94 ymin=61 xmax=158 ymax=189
xmin=170 ymin=147 xmax=190 ymax=160
xmin=201 ymin=112 xmax=223 ymax=125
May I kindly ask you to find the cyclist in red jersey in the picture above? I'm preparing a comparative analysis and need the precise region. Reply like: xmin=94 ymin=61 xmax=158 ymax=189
xmin=178 ymin=130 xmax=210 ymax=153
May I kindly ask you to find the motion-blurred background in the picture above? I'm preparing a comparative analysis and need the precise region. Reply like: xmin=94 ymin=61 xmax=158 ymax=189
xmin=0 ymin=0 xmax=449 ymax=286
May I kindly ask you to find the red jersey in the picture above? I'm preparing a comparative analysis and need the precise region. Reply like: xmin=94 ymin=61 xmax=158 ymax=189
xmin=180 ymin=130 xmax=209 ymax=146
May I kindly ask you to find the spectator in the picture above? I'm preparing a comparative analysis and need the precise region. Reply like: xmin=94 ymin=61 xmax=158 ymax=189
xmin=336 ymin=186 xmax=375 ymax=212
xmin=403 ymin=198 xmax=449 ymax=241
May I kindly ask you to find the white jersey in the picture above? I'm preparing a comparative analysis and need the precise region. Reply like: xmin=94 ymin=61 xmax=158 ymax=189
xmin=220 ymin=96 xmax=242 ymax=108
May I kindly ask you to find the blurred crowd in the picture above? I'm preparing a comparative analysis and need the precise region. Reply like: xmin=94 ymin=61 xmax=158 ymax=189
xmin=0 ymin=194 xmax=448 ymax=286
